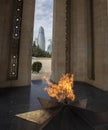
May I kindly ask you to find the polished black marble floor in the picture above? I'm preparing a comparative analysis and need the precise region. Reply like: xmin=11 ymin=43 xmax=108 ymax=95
xmin=0 ymin=80 xmax=108 ymax=130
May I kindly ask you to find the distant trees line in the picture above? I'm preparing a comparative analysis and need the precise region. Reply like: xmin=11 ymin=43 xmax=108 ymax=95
xmin=32 ymin=43 xmax=51 ymax=57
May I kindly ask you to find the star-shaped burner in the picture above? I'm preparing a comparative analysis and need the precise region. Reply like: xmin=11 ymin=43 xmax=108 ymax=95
xmin=36 ymin=97 xmax=108 ymax=130
xmin=16 ymin=97 xmax=108 ymax=130
xmin=16 ymin=74 xmax=108 ymax=130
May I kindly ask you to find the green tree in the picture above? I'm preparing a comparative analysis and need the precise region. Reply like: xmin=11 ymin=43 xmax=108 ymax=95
xmin=32 ymin=61 xmax=42 ymax=73
xmin=32 ymin=45 xmax=51 ymax=57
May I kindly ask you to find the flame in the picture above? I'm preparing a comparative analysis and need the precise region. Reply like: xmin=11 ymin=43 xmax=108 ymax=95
xmin=44 ymin=74 xmax=75 ymax=103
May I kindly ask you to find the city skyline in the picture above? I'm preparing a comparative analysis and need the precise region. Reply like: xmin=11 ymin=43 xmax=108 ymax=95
xmin=35 ymin=26 xmax=52 ymax=53
xmin=33 ymin=0 xmax=53 ymax=49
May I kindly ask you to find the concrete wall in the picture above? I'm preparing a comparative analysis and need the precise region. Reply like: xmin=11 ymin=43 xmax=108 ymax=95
xmin=51 ymin=0 xmax=89 ymax=82
xmin=70 ymin=0 xmax=108 ymax=90
xmin=0 ymin=0 xmax=13 ymax=85
xmin=87 ymin=0 xmax=108 ymax=90
xmin=51 ymin=0 xmax=66 ymax=82
xmin=0 ymin=0 xmax=35 ymax=87
xmin=12 ymin=0 xmax=35 ymax=87
xmin=70 ymin=0 xmax=88 ymax=81
xmin=51 ymin=0 xmax=108 ymax=91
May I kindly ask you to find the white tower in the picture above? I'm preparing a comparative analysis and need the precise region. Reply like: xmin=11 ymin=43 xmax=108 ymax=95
xmin=37 ymin=26 xmax=45 ymax=51
xmin=47 ymin=39 xmax=52 ymax=54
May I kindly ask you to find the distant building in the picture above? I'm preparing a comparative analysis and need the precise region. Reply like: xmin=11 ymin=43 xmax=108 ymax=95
xmin=35 ymin=38 xmax=38 ymax=46
xmin=37 ymin=26 xmax=45 ymax=51
xmin=47 ymin=39 xmax=52 ymax=54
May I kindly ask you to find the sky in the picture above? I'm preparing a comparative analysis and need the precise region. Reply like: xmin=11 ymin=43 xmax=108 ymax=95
xmin=33 ymin=0 xmax=53 ymax=50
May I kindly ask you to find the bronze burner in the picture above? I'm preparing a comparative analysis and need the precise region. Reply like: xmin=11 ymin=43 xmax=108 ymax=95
xmin=36 ymin=97 xmax=108 ymax=130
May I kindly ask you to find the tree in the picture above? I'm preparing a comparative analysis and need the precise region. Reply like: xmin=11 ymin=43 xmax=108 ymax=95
xmin=32 ymin=61 xmax=42 ymax=73
xmin=32 ymin=45 xmax=51 ymax=57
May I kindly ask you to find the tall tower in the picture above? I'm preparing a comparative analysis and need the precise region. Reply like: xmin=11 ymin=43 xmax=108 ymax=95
xmin=37 ymin=26 xmax=45 ymax=51
xmin=47 ymin=39 xmax=52 ymax=54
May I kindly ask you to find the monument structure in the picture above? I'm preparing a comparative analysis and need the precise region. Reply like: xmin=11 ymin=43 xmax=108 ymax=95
xmin=0 ymin=0 xmax=108 ymax=91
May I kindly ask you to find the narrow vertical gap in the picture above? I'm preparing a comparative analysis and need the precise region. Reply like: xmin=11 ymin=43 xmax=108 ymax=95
xmin=90 ymin=0 xmax=95 ymax=80
xmin=106 ymin=0 xmax=108 ymax=16
xmin=32 ymin=0 xmax=53 ymax=80
xmin=65 ymin=0 xmax=71 ymax=73
xmin=88 ymin=0 xmax=95 ymax=80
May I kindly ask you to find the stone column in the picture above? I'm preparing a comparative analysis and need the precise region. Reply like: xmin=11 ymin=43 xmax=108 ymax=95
xmin=70 ymin=0 xmax=88 ymax=81
xmin=51 ymin=0 xmax=67 ymax=82
xmin=87 ymin=0 xmax=108 ymax=90
xmin=0 ymin=0 xmax=35 ymax=87
xmin=0 ymin=0 xmax=13 ymax=86
xmin=11 ymin=0 xmax=35 ymax=87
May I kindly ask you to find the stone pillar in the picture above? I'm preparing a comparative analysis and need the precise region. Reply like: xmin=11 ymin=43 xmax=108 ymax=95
xmin=0 ymin=0 xmax=13 ymax=86
xmin=0 ymin=0 xmax=35 ymax=87
xmin=51 ymin=0 xmax=66 ymax=82
xmin=70 ymin=0 xmax=88 ymax=81
xmin=87 ymin=0 xmax=108 ymax=90
xmin=12 ymin=0 xmax=35 ymax=87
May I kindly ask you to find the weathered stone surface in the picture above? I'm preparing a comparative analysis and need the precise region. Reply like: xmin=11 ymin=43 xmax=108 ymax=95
xmin=51 ymin=0 xmax=108 ymax=90
xmin=51 ymin=0 xmax=66 ymax=82
xmin=0 ymin=0 xmax=35 ymax=87
xmin=0 ymin=0 xmax=108 ymax=90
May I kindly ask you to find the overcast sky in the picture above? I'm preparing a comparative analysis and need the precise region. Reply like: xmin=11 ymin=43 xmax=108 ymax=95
xmin=33 ymin=0 xmax=53 ymax=49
